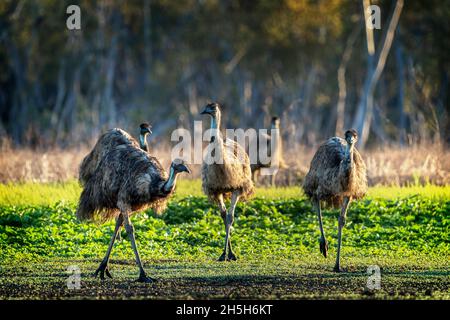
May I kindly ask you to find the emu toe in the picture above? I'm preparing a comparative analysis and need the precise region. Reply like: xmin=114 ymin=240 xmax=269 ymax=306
xmin=94 ymin=263 xmax=113 ymax=280
xmin=218 ymin=251 xmax=237 ymax=261
xmin=333 ymin=265 xmax=346 ymax=273
xmin=218 ymin=252 xmax=227 ymax=262
xmin=319 ymin=238 xmax=328 ymax=258
xmin=227 ymin=251 xmax=237 ymax=261
xmin=137 ymin=274 xmax=156 ymax=283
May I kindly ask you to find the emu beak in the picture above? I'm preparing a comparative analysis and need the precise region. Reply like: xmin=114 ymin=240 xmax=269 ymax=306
xmin=182 ymin=164 xmax=191 ymax=174
xmin=200 ymin=107 xmax=210 ymax=115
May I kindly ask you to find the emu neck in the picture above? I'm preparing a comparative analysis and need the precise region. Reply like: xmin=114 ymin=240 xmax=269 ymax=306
xmin=271 ymin=123 xmax=281 ymax=141
xmin=209 ymin=112 xmax=225 ymax=162
xmin=163 ymin=167 xmax=178 ymax=193
xmin=210 ymin=112 xmax=222 ymax=142
xmin=273 ymin=128 xmax=282 ymax=161
xmin=210 ymin=111 xmax=221 ymax=131
xmin=139 ymin=133 xmax=149 ymax=152
xmin=338 ymin=142 xmax=355 ymax=191
xmin=344 ymin=143 xmax=354 ymax=172
xmin=270 ymin=123 xmax=279 ymax=131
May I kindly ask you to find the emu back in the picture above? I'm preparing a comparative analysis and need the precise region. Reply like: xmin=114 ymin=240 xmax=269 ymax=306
xmin=76 ymin=144 xmax=168 ymax=222
xmin=79 ymin=129 xmax=140 ymax=186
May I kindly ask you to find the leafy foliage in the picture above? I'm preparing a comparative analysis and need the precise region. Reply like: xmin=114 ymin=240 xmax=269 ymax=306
xmin=0 ymin=193 xmax=448 ymax=263
xmin=0 ymin=184 xmax=448 ymax=299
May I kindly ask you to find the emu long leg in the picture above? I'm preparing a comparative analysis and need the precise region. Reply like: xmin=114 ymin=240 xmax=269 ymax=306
xmin=122 ymin=210 xmax=155 ymax=283
xmin=314 ymin=199 xmax=328 ymax=258
xmin=94 ymin=214 xmax=123 ymax=280
xmin=115 ymin=216 xmax=122 ymax=241
xmin=252 ymin=170 xmax=259 ymax=184
xmin=271 ymin=173 xmax=276 ymax=186
xmin=217 ymin=194 xmax=228 ymax=261
xmin=217 ymin=194 xmax=236 ymax=261
xmin=334 ymin=196 xmax=351 ymax=272
xmin=222 ymin=191 xmax=240 ymax=261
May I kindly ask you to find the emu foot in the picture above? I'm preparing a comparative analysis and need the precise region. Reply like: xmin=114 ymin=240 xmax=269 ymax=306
xmin=218 ymin=252 xmax=227 ymax=262
xmin=136 ymin=273 xmax=156 ymax=283
xmin=94 ymin=262 xmax=113 ymax=280
xmin=333 ymin=265 xmax=346 ymax=273
xmin=218 ymin=251 xmax=237 ymax=261
xmin=319 ymin=237 xmax=328 ymax=258
xmin=227 ymin=251 xmax=237 ymax=261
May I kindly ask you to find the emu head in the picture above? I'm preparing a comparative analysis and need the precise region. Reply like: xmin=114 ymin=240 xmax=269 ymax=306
xmin=271 ymin=116 xmax=280 ymax=129
xmin=171 ymin=158 xmax=191 ymax=174
xmin=345 ymin=129 xmax=358 ymax=146
xmin=140 ymin=123 xmax=152 ymax=136
xmin=163 ymin=159 xmax=191 ymax=193
xmin=200 ymin=102 xmax=220 ymax=118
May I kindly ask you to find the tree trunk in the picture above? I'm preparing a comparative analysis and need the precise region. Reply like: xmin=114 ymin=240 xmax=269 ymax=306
xmin=395 ymin=31 xmax=406 ymax=146
xmin=353 ymin=0 xmax=404 ymax=148
xmin=336 ymin=21 xmax=362 ymax=136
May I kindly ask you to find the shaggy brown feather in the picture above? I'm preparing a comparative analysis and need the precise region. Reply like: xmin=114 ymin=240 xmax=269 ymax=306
xmin=201 ymin=103 xmax=254 ymax=203
xmin=79 ymin=129 xmax=139 ymax=186
xmin=303 ymin=137 xmax=367 ymax=207
xmin=76 ymin=140 xmax=173 ymax=223
xmin=202 ymin=137 xmax=254 ymax=203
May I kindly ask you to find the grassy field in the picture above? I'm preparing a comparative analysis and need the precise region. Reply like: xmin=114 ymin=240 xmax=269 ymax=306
xmin=0 ymin=181 xmax=448 ymax=299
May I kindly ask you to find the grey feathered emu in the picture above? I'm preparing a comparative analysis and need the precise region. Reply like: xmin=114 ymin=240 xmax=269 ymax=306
xmin=76 ymin=127 xmax=190 ymax=282
xmin=302 ymin=129 xmax=367 ymax=272
xmin=79 ymin=123 xmax=152 ymax=241
xmin=200 ymin=103 xmax=254 ymax=261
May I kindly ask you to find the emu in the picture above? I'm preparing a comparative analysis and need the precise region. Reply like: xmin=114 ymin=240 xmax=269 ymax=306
xmin=302 ymin=129 xmax=367 ymax=272
xmin=249 ymin=116 xmax=286 ymax=186
xmin=76 ymin=128 xmax=190 ymax=282
xmin=79 ymin=123 xmax=152 ymax=241
xmin=200 ymin=102 xmax=254 ymax=261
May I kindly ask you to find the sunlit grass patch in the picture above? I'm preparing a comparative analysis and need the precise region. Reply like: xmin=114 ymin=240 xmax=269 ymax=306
xmin=367 ymin=184 xmax=450 ymax=200
xmin=0 ymin=181 xmax=448 ymax=299
xmin=1 ymin=179 xmax=448 ymax=206
xmin=0 ymin=181 xmax=81 ymax=206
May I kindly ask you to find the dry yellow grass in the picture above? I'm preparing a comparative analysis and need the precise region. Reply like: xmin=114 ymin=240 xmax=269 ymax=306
xmin=0 ymin=147 xmax=87 ymax=183
xmin=0 ymin=142 xmax=448 ymax=186
xmin=275 ymin=143 xmax=449 ymax=186
xmin=363 ymin=145 xmax=449 ymax=186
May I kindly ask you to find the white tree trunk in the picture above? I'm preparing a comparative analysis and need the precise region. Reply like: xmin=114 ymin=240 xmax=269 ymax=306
xmin=353 ymin=0 xmax=404 ymax=148
xmin=336 ymin=22 xmax=362 ymax=136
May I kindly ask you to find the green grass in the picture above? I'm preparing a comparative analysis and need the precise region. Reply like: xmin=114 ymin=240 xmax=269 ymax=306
xmin=0 ymin=181 xmax=449 ymax=299
xmin=367 ymin=184 xmax=450 ymax=200
xmin=0 ymin=181 xmax=81 ymax=206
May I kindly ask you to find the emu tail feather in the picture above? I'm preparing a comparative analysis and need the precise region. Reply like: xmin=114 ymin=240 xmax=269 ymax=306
xmin=78 ymin=150 xmax=98 ymax=186
xmin=76 ymin=186 xmax=119 ymax=223
xmin=75 ymin=188 xmax=96 ymax=222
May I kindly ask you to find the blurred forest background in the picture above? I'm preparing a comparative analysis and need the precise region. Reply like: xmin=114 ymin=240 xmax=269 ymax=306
xmin=0 ymin=0 xmax=448 ymax=185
